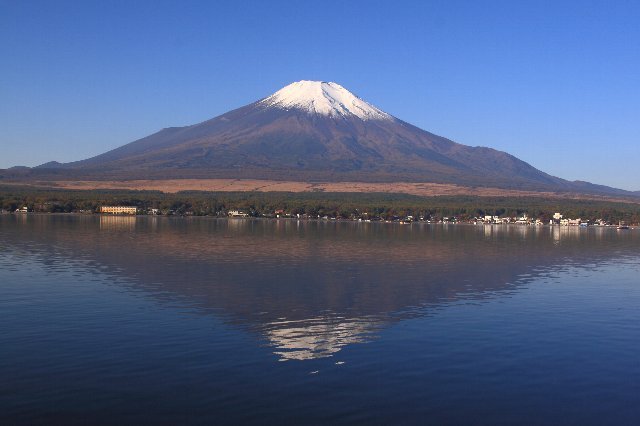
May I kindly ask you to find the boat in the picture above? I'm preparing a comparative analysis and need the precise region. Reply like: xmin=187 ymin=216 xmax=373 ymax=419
xmin=617 ymin=221 xmax=629 ymax=230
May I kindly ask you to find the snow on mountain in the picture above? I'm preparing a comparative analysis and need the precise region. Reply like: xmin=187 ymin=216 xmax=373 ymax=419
xmin=260 ymin=80 xmax=393 ymax=121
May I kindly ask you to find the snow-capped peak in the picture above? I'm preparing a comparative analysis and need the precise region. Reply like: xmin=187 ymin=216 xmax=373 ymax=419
xmin=259 ymin=80 xmax=393 ymax=121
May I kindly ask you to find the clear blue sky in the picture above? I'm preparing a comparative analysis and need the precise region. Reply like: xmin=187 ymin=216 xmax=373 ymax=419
xmin=2 ymin=0 xmax=639 ymax=190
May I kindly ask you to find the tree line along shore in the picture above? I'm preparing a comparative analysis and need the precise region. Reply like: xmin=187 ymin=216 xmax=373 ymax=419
xmin=1 ymin=186 xmax=639 ymax=225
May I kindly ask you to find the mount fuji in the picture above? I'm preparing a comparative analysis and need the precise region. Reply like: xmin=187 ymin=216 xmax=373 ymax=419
xmin=4 ymin=80 xmax=630 ymax=195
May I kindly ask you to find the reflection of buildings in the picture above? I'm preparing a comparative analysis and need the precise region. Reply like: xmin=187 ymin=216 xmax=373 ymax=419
xmin=550 ymin=223 xmax=612 ymax=243
xmin=13 ymin=212 xmax=29 ymax=224
xmin=99 ymin=215 xmax=137 ymax=231
xmin=226 ymin=216 xmax=250 ymax=231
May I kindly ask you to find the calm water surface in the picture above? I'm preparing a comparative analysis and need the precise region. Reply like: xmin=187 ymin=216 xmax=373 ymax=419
xmin=1 ymin=215 xmax=639 ymax=424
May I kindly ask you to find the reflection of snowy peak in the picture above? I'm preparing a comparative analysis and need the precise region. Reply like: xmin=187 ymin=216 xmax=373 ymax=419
xmin=260 ymin=80 xmax=392 ymax=121
xmin=265 ymin=316 xmax=381 ymax=361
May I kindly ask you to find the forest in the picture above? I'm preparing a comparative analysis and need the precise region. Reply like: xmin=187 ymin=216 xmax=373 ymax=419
xmin=2 ymin=185 xmax=640 ymax=224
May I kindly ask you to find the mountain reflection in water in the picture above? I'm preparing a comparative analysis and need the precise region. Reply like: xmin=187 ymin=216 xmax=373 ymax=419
xmin=1 ymin=215 xmax=637 ymax=362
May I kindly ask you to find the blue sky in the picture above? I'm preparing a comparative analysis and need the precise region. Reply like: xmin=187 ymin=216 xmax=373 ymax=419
xmin=2 ymin=0 xmax=639 ymax=190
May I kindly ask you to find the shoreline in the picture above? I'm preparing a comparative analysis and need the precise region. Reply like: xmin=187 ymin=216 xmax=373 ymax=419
xmin=4 ymin=211 xmax=638 ymax=229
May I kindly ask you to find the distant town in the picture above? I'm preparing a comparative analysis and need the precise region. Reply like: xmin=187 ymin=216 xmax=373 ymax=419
xmin=3 ymin=204 xmax=635 ymax=229
xmin=2 ymin=185 xmax=639 ymax=227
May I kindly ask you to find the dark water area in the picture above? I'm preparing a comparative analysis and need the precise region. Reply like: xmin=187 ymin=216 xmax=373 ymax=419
xmin=1 ymin=215 xmax=639 ymax=425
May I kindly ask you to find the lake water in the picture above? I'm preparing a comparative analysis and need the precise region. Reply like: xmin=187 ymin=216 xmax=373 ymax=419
xmin=1 ymin=215 xmax=639 ymax=425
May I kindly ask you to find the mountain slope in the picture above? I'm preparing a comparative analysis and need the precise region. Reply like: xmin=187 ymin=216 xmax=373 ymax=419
xmin=14 ymin=80 xmax=629 ymax=195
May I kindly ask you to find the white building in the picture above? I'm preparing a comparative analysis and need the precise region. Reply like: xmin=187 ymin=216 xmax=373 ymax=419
xmin=100 ymin=206 xmax=137 ymax=215
xmin=228 ymin=210 xmax=249 ymax=217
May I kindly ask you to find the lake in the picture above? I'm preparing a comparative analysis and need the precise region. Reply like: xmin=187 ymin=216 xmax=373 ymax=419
xmin=1 ymin=215 xmax=639 ymax=425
